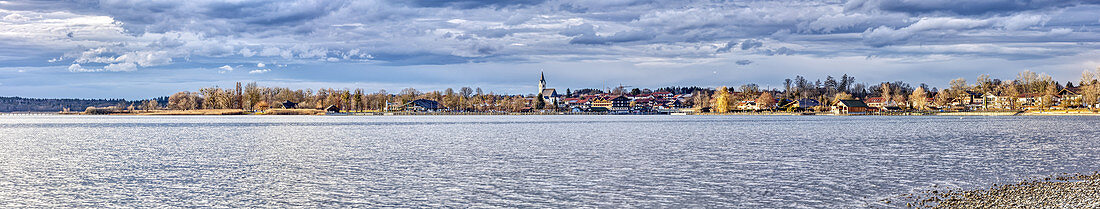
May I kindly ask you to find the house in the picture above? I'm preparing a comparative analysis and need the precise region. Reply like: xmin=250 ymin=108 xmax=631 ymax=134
xmin=833 ymin=99 xmax=869 ymax=114
xmin=651 ymin=91 xmax=673 ymax=98
xmin=795 ymin=98 xmax=821 ymax=109
xmin=281 ymin=100 xmax=298 ymax=109
xmin=955 ymin=91 xmax=985 ymax=108
xmin=1017 ymin=93 xmax=1046 ymax=109
xmin=981 ymin=92 xmax=1013 ymax=109
xmin=1058 ymin=88 xmax=1082 ymax=108
xmin=404 ymin=99 xmax=441 ymax=111
xmin=324 ymin=105 xmax=341 ymax=113
xmin=864 ymin=97 xmax=892 ymax=108
xmin=590 ymin=97 xmax=613 ymax=109
xmin=610 ymin=95 xmax=631 ymax=111
xmin=737 ymin=100 xmax=759 ymax=110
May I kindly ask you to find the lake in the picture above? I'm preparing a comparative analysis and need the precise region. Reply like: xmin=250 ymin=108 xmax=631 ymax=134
xmin=1 ymin=115 xmax=1098 ymax=207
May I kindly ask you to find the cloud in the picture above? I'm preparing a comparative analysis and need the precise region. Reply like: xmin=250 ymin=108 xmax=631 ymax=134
xmin=862 ymin=17 xmax=994 ymax=47
xmin=568 ymin=30 xmax=657 ymax=45
xmin=740 ymin=39 xmax=764 ymax=50
xmin=402 ymin=0 xmax=547 ymax=9
xmin=1047 ymin=28 xmax=1073 ymax=36
xmin=995 ymin=14 xmax=1047 ymax=31
xmin=2 ymin=0 xmax=1100 ymax=98
xmin=762 ymin=47 xmax=794 ymax=56
xmin=218 ymin=65 xmax=234 ymax=71
xmin=115 ymin=51 xmax=172 ymax=67
xmin=844 ymin=0 xmax=1097 ymax=15
xmin=3 ymin=13 xmax=30 ymax=22
xmin=67 ymin=64 xmax=89 ymax=72
xmin=249 ymin=69 xmax=270 ymax=74
xmin=239 ymin=48 xmax=255 ymax=57
xmin=257 ymin=62 xmax=265 ymax=68
xmin=735 ymin=60 xmax=753 ymax=65
xmin=717 ymin=41 xmax=737 ymax=53
xmin=67 ymin=63 xmax=137 ymax=72
xmin=104 ymin=62 xmax=138 ymax=72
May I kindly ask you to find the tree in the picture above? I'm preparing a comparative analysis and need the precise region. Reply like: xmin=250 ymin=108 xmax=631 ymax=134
xmin=713 ymin=86 xmax=731 ymax=113
xmin=692 ymin=90 xmax=711 ymax=111
xmin=353 ymin=88 xmax=364 ymax=112
xmin=612 ymin=86 xmax=625 ymax=95
xmin=168 ymin=91 xmax=201 ymax=110
xmin=824 ymin=76 xmax=838 ymax=95
xmin=254 ymin=100 xmax=269 ymax=112
xmin=244 ymin=82 xmax=261 ymax=111
xmin=630 ymin=88 xmax=642 ymax=95
xmin=976 ymin=74 xmax=993 ymax=93
xmin=1082 ymin=70 xmax=1097 ymax=87
xmin=833 ymin=92 xmax=854 ymax=102
xmin=756 ymin=92 xmax=775 ymax=110
xmin=880 ymin=83 xmax=894 ymax=106
xmin=934 ymin=89 xmax=952 ymax=108
xmin=141 ymin=100 xmax=159 ymax=111
xmin=1000 ymin=82 xmax=1020 ymax=110
xmin=739 ymin=84 xmax=760 ymax=95
xmin=460 ymin=87 xmax=473 ymax=98
xmin=1041 ymin=82 xmax=1057 ymax=109
xmin=949 ymin=78 xmax=968 ymax=93
xmin=910 ymin=86 xmax=928 ymax=110
xmin=534 ymin=93 xmax=545 ymax=109
xmin=235 ymin=82 xmax=243 ymax=109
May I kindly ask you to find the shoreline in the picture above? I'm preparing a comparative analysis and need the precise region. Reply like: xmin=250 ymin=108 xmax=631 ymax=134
xmin=4 ymin=110 xmax=1100 ymax=116
xmin=904 ymin=172 xmax=1100 ymax=208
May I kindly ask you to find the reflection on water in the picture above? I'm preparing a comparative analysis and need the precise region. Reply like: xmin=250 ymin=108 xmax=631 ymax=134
xmin=1 ymin=115 xmax=1098 ymax=207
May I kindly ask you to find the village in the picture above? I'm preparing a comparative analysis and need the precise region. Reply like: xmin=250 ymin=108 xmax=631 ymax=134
xmin=522 ymin=72 xmax=1096 ymax=115
xmin=57 ymin=69 xmax=1100 ymax=116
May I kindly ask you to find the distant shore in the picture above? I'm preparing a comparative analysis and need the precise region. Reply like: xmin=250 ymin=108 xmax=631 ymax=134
xmin=905 ymin=172 xmax=1100 ymax=208
xmin=4 ymin=109 xmax=1100 ymax=116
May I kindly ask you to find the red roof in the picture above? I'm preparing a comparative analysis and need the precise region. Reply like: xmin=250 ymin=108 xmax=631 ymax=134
xmin=865 ymin=97 xmax=886 ymax=103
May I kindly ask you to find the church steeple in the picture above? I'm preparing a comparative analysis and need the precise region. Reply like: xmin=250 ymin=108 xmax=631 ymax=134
xmin=538 ymin=71 xmax=546 ymax=93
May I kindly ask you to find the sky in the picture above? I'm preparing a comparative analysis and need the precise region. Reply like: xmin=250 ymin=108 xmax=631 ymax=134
xmin=0 ymin=0 xmax=1099 ymax=99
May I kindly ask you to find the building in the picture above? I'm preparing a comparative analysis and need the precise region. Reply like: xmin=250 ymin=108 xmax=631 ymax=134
xmin=864 ymin=97 xmax=892 ymax=108
xmin=591 ymin=95 xmax=630 ymax=111
xmin=610 ymin=95 xmax=631 ymax=111
xmin=834 ymin=99 xmax=869 ymax=114
xmin=537 ymin=71 xmax=560 ymax=106
xmin=324 ymin=105 xmax=341 ymax=112
xmin=404 ymin=99 xmax=441 ymax=111
xmin=281 ymin=100 xmax=298 ymax=109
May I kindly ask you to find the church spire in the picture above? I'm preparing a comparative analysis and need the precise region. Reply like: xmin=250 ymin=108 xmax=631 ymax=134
xmin=538 ymin=70 xmax=546 ymax=94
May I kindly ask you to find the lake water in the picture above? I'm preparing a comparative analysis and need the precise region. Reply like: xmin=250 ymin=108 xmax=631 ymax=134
xmin=1 ymin=115 xmax=1098 ymax=207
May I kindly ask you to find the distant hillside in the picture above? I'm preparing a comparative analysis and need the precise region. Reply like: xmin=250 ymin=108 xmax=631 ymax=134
xmin=0 ymin=97 xmax=131 ymax=112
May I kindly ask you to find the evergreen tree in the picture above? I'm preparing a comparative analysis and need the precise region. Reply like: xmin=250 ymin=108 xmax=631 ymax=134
xmin=535 ymin=93 xmax=545 ymax=109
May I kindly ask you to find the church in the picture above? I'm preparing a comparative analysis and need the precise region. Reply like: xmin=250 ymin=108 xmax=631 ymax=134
xmin=537 ymin=71 xmax=560 ymax=106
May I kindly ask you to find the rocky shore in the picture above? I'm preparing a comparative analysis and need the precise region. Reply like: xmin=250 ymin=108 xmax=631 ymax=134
xmin=908 ymin=172 xmax=1100 ymax=208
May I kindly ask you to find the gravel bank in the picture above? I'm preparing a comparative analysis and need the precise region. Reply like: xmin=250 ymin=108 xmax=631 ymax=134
xmin=910 ymin=172 xmax=1100 ymax=208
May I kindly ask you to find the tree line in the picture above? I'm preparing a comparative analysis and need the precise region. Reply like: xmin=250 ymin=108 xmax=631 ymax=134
xmin=688 ymin=69 xmax=1100 ymax=112
xmin=97 ymin=67 xmax=1100 ymax=113
xmin=151 ymin=82 xmax=535 ymax=112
